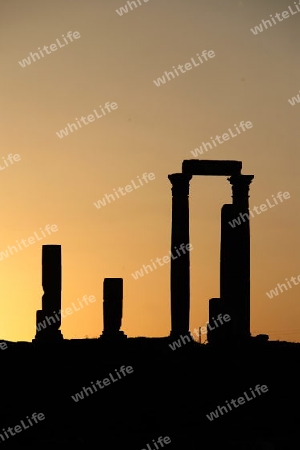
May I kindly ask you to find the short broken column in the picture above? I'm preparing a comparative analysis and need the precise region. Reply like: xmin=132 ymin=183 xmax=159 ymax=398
xmin=208 ymin=203 xmax=242 ymax=343
xmin=34 ymin=245 xmax=63 ymax=342
xmin=100 ymin=278 xmax=127 ymax=340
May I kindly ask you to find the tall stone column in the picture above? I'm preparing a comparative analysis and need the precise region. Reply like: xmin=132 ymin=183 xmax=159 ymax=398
xmin=227 ymin=175 xmax=254 ymax=339
xmin=168 ymin=173 xmax=192 ymax=337
xmin=34 ymin=245 xmax=63 ymax=342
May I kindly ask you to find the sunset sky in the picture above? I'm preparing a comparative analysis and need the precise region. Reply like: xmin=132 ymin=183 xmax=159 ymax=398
xmin=1 ymin=0 xmax=300 ymax=343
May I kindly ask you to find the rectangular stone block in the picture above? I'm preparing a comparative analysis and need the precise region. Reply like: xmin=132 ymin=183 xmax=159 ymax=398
xmin=42 ymin=245 xmax=61 ymax=291
xmin=103 ymin=278 xmax=123 ymax=301
xmin=182 ymin=160 xmax=242 ymax=176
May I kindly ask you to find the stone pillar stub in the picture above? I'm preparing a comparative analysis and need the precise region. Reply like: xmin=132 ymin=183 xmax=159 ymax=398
xmin=33 ymin=245 xmax=63 ymax=342
xmin=100 ymin=278 xmax=126 ymax=340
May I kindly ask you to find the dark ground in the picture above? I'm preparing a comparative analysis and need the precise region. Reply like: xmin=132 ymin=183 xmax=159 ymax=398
xmin=0 ymin=337 xmax=299 ymax=449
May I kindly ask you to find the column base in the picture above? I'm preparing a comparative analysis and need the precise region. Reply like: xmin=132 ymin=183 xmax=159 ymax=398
xmin=169 ymin=331 xmax=194 ymax=341
xmin=207 ymin=333 xmax=252 ymax=346
xmin=33 ymin=329 xmax=64 ymax=343
xmin=99 ymin=330 xmax=127 ymax=340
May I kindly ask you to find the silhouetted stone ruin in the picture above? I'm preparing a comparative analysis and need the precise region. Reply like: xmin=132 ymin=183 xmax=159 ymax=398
xmin=34 ymin=244 xmax=63 ymax=342
xmin=29 ymin=159 xmax=255 ymax=346
xmin=167 ymin=159 xmax=255 ymax=344
xmin=100 ymin=278 xmax=127 ymax=340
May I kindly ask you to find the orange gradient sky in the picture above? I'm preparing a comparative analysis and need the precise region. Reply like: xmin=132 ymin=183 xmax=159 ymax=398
xmin=1 ymin=0 xmax=300 ymax=342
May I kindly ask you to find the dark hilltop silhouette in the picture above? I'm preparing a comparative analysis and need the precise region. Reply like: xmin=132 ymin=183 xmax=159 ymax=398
xmin=0 ymin=160 xmax=299 ymax=449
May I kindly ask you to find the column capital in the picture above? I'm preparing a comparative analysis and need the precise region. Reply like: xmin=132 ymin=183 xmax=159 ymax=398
xmin=228 ymin=174 xmax=254 ymax=186
xmin=227 ymin=174 xmax=254 ymax=204
xmin=168 ymin=173 xmax=192 ymax=196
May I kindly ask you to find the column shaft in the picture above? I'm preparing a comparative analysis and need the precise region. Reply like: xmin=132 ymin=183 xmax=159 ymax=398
xmin=227 ymin=175 xmax=254 ymax=339
xmin=168 ymin=173 xmax=192 ymax=337
xmin=220 ymin=203 xmax=240 ymax=337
